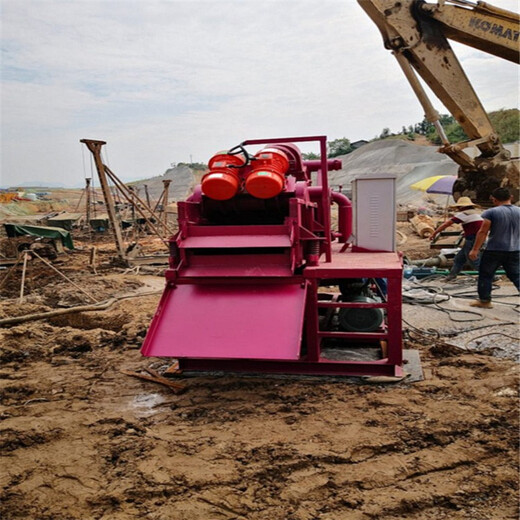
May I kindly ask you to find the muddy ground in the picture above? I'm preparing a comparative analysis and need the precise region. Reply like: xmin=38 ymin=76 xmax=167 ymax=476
xmin=0 ymin=226 xmax=518 ymax=520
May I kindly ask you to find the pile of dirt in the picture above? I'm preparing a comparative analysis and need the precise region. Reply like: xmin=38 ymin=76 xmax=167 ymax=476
xmin=330 ymin=140 xmax=519 ymax=208
xmin=0 ymin=200 xmax=70 ymax=221
xmin=130 ymin=164 xmax=196 ymax=202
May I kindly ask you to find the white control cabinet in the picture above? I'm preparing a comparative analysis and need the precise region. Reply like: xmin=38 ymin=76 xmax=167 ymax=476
xmin=351 ymin=174 xmax=396 ymax=252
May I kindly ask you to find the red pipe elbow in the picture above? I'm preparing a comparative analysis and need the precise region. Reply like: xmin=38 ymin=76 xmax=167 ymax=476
xmin=331 ymin=190 xmax=352 ymax=243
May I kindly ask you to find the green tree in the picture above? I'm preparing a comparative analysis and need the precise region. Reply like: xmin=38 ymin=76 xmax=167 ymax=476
xmin=489 ymin=108 xmax=520 ymax=143
xmin=445 ymin=121 xmax=468 ymax=144
xmin=373 ymin=125 xmax=415 ymax=142
xmin=379 ymin=127 xmax=391 ymax=139
xmin=328 ymin=138 xmax=353 ymax=157
xmin=302 ymin=152 xmax=320 ymax=160
xmin=420 ymin=115 xmax=468 ymax=145
xmin=414 ymin=119 xmax=433 ymax=135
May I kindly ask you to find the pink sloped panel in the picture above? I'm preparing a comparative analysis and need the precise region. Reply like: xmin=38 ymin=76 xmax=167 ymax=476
xmin=141 ymin=283 xmax=306 ymax=360
xmin=181 ymin=234 xmax=291 ymax=248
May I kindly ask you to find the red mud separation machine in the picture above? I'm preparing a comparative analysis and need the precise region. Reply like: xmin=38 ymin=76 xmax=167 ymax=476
xmin=142 ymin=136 xmax=404 ymax=377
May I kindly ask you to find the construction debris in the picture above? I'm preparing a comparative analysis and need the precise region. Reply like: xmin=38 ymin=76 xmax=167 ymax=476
xmin=410 ymin=214 xmax=435 ymax=238
xmin=120 ymin=368 xmax=185 ymax=392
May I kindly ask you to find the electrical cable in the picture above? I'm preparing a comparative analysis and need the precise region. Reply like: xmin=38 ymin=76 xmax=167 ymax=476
xmin=464 ymin=331 xmax=519 ymax=348
xmin=441 ymin=322 xmax=517 ymax=337
xmin=402 ymin=271 xmax=519 ymax=339
xmin=402 ymin=279 xmax=484 ymax=322
xmin=441 ymin=283 xmax=520 ymax=313
xmin=402 ymin=317 xmax=440 ymax=340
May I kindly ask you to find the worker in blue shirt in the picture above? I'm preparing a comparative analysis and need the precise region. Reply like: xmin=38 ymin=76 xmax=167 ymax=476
xmin=469 ymin=187 xmax=520 ymax=308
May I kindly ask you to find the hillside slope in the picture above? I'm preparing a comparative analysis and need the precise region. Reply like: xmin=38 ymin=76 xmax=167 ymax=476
xmin=131 ymin=164 xmax=195 ymax=202
xmin=330 ymin=140 xmax=519 ymax=206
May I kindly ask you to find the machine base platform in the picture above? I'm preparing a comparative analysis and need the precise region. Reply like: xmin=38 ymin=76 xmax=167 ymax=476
xmin=176 ymin=354 xmax=407 ymax=378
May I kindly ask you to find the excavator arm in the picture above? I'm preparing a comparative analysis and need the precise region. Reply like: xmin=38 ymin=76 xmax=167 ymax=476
xmin=358 ymin=0 xmax=519 ymax=203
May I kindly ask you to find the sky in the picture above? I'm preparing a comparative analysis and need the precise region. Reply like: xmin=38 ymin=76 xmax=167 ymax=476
xmin=1 ymin=0 xmax=518 ymax=188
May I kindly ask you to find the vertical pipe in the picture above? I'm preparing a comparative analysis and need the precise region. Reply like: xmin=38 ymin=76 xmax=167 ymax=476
xmin=385 ymin=274 xmax=403 ymax=367
xmin=331 ymin=191 xmax=353 ymax=243
xmin=319 ymin=137 xmax=332 ymax=262
xmin=308 ymin=187 xmax=353 ymax=244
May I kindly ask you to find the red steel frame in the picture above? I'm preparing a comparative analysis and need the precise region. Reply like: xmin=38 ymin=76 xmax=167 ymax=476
xmin=142 ymin=136 xmax=404 ymax=377
xmin=177 ymin=245 xmax=403 ymax=377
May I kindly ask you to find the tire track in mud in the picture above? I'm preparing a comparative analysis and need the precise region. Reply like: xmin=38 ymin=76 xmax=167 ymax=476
xmin=137 ymin=390 xmax=517 ymax=519
xmin=146 ymin=366 xmax=518 ymax=519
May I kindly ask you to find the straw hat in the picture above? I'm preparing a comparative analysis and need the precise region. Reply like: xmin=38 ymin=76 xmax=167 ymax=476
xmin=451 ymin=196 xmax=477 ymax=208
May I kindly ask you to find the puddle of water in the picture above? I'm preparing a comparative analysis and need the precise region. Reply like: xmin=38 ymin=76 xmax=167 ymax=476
xmin=129 ymin=392 xmax=167 ymax=416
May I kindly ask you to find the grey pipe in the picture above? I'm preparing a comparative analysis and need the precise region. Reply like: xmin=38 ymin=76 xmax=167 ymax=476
xmin=408 ymin=254 xmax=449 ymax=268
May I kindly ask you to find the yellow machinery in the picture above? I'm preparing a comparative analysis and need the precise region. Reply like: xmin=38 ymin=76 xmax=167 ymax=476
xmin=359 ymin=0 xmax=519 ymax=204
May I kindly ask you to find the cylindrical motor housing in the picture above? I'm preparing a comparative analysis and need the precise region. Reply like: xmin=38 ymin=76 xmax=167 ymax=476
xmin=338 ymin=296 xmax=384 ymax=332
xmin=201 ymin=152 xmax=245 ymax=200
xmin=245 ymin=148 xmax=290 ymax=199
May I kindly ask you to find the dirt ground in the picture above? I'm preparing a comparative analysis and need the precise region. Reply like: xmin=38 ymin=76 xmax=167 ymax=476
xmin=0 ymin=223 xmax=518 ymax=520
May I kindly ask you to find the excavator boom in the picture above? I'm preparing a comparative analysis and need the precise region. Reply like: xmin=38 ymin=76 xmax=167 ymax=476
xmin=427 ymin=0 xmax=519 ymax=63
xmin=358 ymin=0 xmax=519 ymax=203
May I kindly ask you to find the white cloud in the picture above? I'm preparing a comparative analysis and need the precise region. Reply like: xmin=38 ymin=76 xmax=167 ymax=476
xmin=1 ymin=0 xmax=518 ymax=186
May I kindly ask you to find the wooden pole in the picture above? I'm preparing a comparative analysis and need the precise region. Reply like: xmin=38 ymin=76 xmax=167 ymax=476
xmin=152 ymin=186 xmax=164 ymax=214
xmin=103 ymin=165 xmax=173 ymax=240
xmin=444 ymin=195 xmax=450 ymax=221
xmin=89 ymin=246 xmax=98 ymax=275
xmin=30 ymin=250 xmax=99 ymax=303
xmin=129 ymin=186 xmax=137 ymax=223
xmin=106 ymin=164 xmax=174 ymax=236
xmin=74 ymin=188 xmax=85 ymax=212
xmin=19 ymin=252 xmax=29 ymax=303
xmin=80 ymin=140 xmax=126 ymax=262
xmin=0 ymin=254 xmax=24 ymax=290
xmin=85 ymin=177 xmax=92 ymax=227
xmin=162 ymin=180 xmax=172 ymax=233
xmin=144 ymin=184 xmax=151 ymax=208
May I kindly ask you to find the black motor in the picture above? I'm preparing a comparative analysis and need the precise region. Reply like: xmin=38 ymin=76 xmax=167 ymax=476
xmin=337 ymin=278 xmax=384 ymax=333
